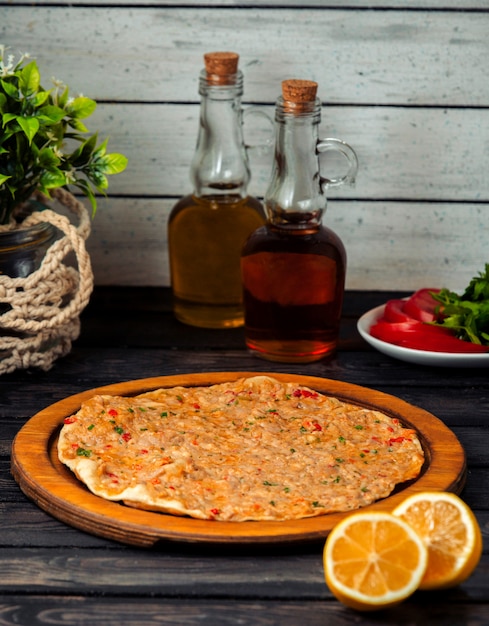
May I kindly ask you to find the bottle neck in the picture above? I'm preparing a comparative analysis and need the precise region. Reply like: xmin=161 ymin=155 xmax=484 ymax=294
xmin=265 ymin=96 xmax=325 ymax=229
xmin=190 ymin=70 xmax=250 ymax=199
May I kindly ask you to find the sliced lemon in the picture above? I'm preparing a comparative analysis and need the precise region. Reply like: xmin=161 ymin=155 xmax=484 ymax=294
xmin=323 ymin=511 xmax=428 ymax=611
xmin=393 ymin=491 xmax=482 ymax=590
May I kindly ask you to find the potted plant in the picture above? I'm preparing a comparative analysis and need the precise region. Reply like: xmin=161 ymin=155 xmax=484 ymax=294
xmin=0 ymin=45 xmax=128 ymax=373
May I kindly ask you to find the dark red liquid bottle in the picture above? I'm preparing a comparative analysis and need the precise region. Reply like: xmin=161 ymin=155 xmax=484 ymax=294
xmin=241 ymin=79 xmax=357 ymax=362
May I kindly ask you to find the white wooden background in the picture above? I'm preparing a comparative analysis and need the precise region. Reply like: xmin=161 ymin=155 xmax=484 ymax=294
xmin=1 ymin=0 xmax=488 ymax=291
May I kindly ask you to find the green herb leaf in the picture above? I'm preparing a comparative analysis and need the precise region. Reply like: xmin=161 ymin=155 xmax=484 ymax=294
xmin=76 ymin=448 xmax=92 ymax=458
xmin=431 ymin=264 xmax=489 ymax=345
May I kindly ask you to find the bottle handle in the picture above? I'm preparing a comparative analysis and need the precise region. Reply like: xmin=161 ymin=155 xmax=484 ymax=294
xmin=317 ymin=138 xmax=358 ymax=189
xmin=243 ymin=106 xmax=275 ymax=156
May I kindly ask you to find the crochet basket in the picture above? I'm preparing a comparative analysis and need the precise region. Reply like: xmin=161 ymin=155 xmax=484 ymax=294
xmin=0 ymin=188 xmax=94 ymax=374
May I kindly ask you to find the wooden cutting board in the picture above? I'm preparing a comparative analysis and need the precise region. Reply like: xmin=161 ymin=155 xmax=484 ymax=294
xmin=11 ymin=372 xmax=466 ymax=547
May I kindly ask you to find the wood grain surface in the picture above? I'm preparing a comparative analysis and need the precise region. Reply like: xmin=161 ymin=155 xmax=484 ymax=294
xmin=11 ymin=372 xmax=466 ymax=547
xmin=3 ymin=288 xmax=489 ymax=625
xmin=2 ymin=2 xmax=488 ymax=292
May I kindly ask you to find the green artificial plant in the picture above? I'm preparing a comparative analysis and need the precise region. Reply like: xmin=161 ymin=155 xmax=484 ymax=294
xmin=0 ymin=45 xmax=128 ymax=225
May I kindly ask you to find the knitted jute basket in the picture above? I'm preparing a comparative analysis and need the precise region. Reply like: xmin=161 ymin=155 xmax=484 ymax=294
xmin=0 ymin=188 xmax=94 ymax=374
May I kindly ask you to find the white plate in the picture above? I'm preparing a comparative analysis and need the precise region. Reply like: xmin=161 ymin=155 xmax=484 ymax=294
xmin=357 ymin=303 xmax=489 ymax=368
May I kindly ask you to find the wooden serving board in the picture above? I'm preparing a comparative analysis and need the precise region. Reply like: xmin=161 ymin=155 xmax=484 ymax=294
xmin=11 ymin=372 xmax=466 ymax=547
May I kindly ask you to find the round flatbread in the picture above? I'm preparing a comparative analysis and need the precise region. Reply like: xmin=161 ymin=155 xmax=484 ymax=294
xmin=58 ymin=376 xmax=424 ymax=521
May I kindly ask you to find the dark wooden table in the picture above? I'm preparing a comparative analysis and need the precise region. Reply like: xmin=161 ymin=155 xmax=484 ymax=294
xmin=1 ymin=288 xmax=488 ymax=625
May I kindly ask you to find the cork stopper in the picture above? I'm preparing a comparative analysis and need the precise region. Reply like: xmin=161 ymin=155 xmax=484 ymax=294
xmin=282 ymin=79 xmax=318 ymax=103
xmin=281 ymin=79 xmax=318 ymax=113
xmin=204 ymin=52 xmax=239 ymax=85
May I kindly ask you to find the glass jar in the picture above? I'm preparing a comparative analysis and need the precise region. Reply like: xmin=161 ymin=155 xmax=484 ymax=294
xmin=0 ymin=220 xmax=57 ymax=279
xmin=241 ymin=79 xmax=358 ymax=362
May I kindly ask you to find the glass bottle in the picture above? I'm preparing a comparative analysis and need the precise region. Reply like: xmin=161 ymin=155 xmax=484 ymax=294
xmin=241 ymin=79 xmax=358 ymax=362
xmin=168 ymin=52 xmax=266 ymax=329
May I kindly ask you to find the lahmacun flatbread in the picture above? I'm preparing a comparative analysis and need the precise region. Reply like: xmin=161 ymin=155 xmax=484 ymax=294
xmin=58 ymin=376 xmax=425 ymax=522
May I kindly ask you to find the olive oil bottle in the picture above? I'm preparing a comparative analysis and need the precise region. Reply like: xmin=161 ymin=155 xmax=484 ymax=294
xmin=168 ymin=52 xmax=265 ymax=328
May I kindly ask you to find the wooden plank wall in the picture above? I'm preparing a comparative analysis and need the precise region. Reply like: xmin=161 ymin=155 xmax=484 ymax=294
xmin=1 ymin=1 xmax=488 ymax=291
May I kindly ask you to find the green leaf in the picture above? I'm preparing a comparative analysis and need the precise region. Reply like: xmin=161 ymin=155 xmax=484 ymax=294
xmin=37 ymin=104 xmax=66 ymax=125
xmin=0 ymin=78 xmax=18 ymax=99
xmin=38 ymin=147 xmax=61 ymax=168
xmin=97 ymin=153 xmax=128 ymax=175
xmin=92 ymin=137 xmax=108 ymax=159
xmin=19 ymin=60 xmax=40 ymax=97
xmin=39 ymin=168 xmax=68 ymax=189
xmin=432 ymin=267 xmax=489 ymax=345
xmin=90 ymin=169 xmax=109 ymax=190
xmin=69 ymin=118 xmax=89 ymax=133
xmin=463 ymin=264 xmax=489 ymax=301
xmin=17 ymin=116 xmax=40 ymax=143
xmin=32 ymin=90 xmax=51 ymax=107
xmin=57 ymin=86 xmax=70 ymax=108
xmin=67 ymin=96 xmax=96 ymax=119
xmin=2 ymin=112 xmax=17 ymax=126
xmin=69 ymin=135 xmax=98 ymax=167
xmin=72 ymin=179 xmax=97 ymax=215
xmin=85 ymin=186 xmax=97 ymax=215
xmin=0 ymin=172 xmax=11 ymax=186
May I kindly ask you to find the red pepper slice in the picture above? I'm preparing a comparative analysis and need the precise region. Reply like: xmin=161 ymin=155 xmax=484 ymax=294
xmin=396 ymin=334 xmax=488 ymax=353
xmin=370 ymin=319 xmax=489 ymax=353
xmin=371 ymin=319 xmax=453 ymax=338
xmin=402 ymin=288 xmax=441 ymax=323
xmin=383 ymin=299 xmax=417 ymax=323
